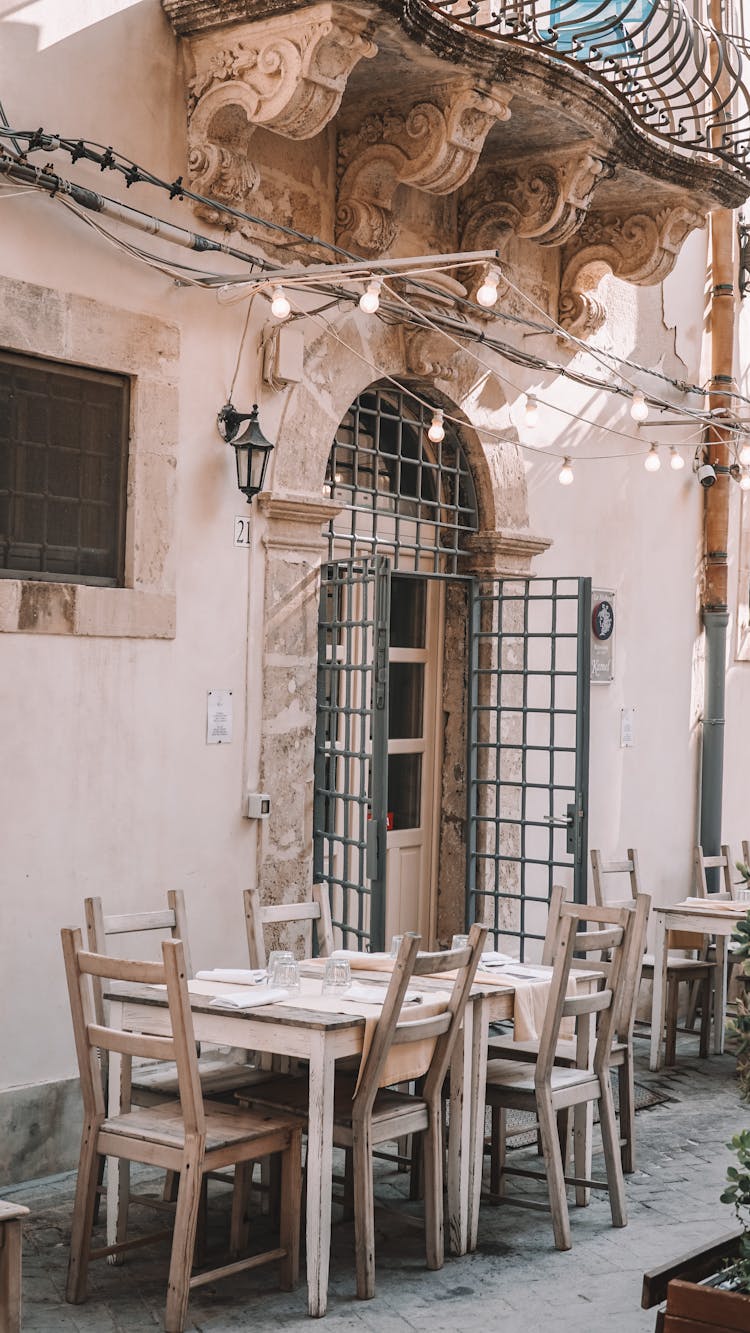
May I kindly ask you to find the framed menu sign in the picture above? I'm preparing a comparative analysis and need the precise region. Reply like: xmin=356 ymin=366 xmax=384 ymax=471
xmin=591 ymin=590 xmax=615 ymax=684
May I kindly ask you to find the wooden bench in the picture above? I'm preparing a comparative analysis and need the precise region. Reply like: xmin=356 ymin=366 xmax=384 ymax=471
xmin=0 ymin=1201 xmax=29 ymax=1333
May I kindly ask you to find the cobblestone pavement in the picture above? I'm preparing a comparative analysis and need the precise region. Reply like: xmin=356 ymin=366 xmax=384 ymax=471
xmin=5 ymin=1041 xmax=748 ymax=1333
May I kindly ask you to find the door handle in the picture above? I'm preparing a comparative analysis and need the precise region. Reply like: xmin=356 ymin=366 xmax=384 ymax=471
xmin=542 ymin=813 xmax=573 ymax=827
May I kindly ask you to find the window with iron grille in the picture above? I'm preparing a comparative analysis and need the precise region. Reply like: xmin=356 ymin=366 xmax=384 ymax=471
xmin=0 ymin=350 xmax=129 ymax=585
xmin=324 ymin=383 xmax=478 ymax=572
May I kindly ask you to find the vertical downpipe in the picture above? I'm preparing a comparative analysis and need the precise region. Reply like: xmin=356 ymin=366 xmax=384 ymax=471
xmin=700 ymin=6 xmax=735 ymax=864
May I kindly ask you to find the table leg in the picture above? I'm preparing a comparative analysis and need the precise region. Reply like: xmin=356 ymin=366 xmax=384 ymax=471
xmin=466 ymin=996 xmax=489 ymax=1253
xmin=447 ymin=1000 xmax=471 ymax=1256
xmin=305 ymin=1033 xmax=335 ymax=1318
xmin=574 ymin=1010 xmax=593 ymax=1208
xmin=649 ymin=914 xmax=668 ymax=1071
xmin=715 ymin=934 xmax=729 ymax=1056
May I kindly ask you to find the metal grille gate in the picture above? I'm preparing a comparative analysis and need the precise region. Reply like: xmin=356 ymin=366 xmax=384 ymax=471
xmin=467 ymin=576 xmax=591 ymax=959
xmin=313 ymin=556 xmax=390 ymax=951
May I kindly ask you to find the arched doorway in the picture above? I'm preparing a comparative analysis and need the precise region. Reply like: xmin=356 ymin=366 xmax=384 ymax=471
xmin=313 ymin=382 xmax=478 ymax=950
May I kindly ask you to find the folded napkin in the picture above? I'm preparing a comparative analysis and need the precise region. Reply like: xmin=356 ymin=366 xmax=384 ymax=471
xmin=480 ymin=951 xmax=517 ymax=967
xmin=675 ymin=897 xmax=743 ymax=911
xmin=494 ymin=963 xmax=552 ymax=981
xmin=196 ymin=968 xmax=267 ymax=985
xmin=338 ymin=981 xmax=421 ymax=1006
xmin=330 ymin=950 xmax=394 ymax=971
xmin=208 ymin=987 xmax=290 ymax=1010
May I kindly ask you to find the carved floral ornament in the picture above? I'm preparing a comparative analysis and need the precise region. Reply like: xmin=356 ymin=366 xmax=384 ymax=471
xmin=335 ymin=83 xmax=513 ymax=256
xmin=185 ymin=6 xmax=377 ymax=205
xmin=459 ymin=151 xmax=614 ymax=252
xmin=559 ymin=205 xmax=706 ymax=339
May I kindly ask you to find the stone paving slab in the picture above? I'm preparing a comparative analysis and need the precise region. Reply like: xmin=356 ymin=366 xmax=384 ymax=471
xmin=4 ymin=1044 xmax=748 ymax=1332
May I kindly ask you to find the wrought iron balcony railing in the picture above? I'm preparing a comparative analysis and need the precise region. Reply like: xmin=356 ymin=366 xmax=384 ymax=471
xmin=423 ymin=1 xmax=750 ymax=182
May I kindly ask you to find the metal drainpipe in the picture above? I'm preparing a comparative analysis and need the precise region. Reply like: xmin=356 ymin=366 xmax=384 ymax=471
xmin=699 ymin=205 xmax=734 ymax=870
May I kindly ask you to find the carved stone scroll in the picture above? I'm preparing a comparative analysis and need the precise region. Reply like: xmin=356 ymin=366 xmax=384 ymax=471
xmin=559 ymin=205 xmax=706 ymax=338
xmin=336 ymin=82 xmax=512 ymax=255
xmin=460 ymin=150 xmax=612 ymax=251
xmin=185 ymin=5 xmax=377 ymax=206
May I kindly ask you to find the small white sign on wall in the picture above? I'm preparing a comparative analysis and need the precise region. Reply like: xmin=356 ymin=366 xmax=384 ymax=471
xmin=207 ymin=689 xmax=233 ymax=744
xmin=620 ymin=707 xmax=636 ymax=748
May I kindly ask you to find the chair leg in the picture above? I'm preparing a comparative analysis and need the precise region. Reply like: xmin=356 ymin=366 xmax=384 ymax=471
xmin=229 ymin=1161 xmax=252 ymax=1259
xmin=489 ymin=1106 xmax=506 ymax=1198
xmin=618 ymin=1054 xmax=636 ymax=1175
xmin=556 ymin=1108 xmax=572 ymax=1178
xmin=165 ymin=1147 xmax=204 ymax=1333
xmin=66 ymin=1122 xmax=102 ymax=1304
xmin=536 ymin=1093 xmax=571 ymax=1251
xmin=423 ymin=1108 xmax=444 ymax=1272
xmin=343 ymin=1148 xmax=355 ymax=1221
xmin=699 ymin=975 xmax=712 ymax=1059
xmin=352 ymin=1129 xmax=376 ymax=1300
xmin=598 ymin=1077 xmax=627 ymax=1229
xmin=665 ymin=977 xmax=679 ymax=1067
xmin=279 ymin=1133 xmax=302 ymax=1292
xmin=684 ymin=978 xmax=700 ymax=1032
xmin=0 ymin=1216 xmax=23 ymax=1333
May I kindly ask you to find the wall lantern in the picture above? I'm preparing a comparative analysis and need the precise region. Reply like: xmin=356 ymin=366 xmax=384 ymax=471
xmin=217 ymin=402 xmax=274 ymax=502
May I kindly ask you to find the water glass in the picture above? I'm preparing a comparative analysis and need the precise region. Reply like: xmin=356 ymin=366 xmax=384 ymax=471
xmin=322 ymin=957 xmax=351 ymax=994
xmin=451 ymin=934 xmax=470 ymax=951
xmin=270 ymin=957 xmax=301 ymax=992
xmin=266 ymin=950 xmax=293 ymax=980
xmin=389 ymin=934 xmax=404 ymax=959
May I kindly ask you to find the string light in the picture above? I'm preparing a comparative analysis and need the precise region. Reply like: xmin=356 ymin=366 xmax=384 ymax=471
xmin=270 ymin=285 xmax=291 ymax=320
xmin=630 ymin=391 xmax=649 ymax=423
xmin=359 ymin=279 xmax=382 ymax=314
xmin=669 ymin=447 xmax=686 ymax=471
xmin=428 ymin=409 xmax=445 ymax=443
xmin=559 ymin=457 xmax=574 ymax=486
xmin=476 ymin=265 xmax=501 ymax=308
xmin=524 ymin=393 xmax=539 ymax=429
xmin=644 ymin=444 xmax=661 ymax=472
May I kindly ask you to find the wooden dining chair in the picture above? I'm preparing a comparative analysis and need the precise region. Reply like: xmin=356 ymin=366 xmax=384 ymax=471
xmin=237 ymin=923 xmax=487 ymax=1299
xmin=85 ymin=893 xmax=263 ymax=1103
xmin=484 ymin=902 xmax=632 ymax=1251
xmin=693 ymin=844 xmax=734 ymax=898
xmin=244 ymin=883 xmax=334 ymax=969
xmin=590 ymin=848 xmax=715 ymax=1067
xmin=61 ymin=928 xmax=304 ymax=1333
xmin=487 ymin=884 xmax=650 ymax=1174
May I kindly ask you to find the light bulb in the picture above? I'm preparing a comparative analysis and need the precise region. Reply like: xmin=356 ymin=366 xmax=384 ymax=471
xmin=741 ymin=470 xmax=750 ymax=491
xmin=476 ymin=265 xmax=501 ymax=308
xmin=559 ymin=457 xmax=574 ymax=486
xmin=669 ymin=447 xmax=685 ymax=470
xmin=524 ymin=394 xmax=539 ymax=429
xmin=740 ymin=440 xmax=750 ymax=466
xmin=428 ymin=410 xmax=445 ymax=444
xmin=359 ymin=279 xmax=381 ymax=314
xmin=630 ymin=390 xmax=649 ymax=423
xmin=644 ymin=444 xmax=661 ymax=472
xmin=270 ymin=285 xmax=291 ymax=320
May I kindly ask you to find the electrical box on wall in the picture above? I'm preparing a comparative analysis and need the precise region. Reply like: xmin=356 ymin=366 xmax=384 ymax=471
xmin=244 ymin=792 xmax=271 ymax=819
xmin=262 ymin=326 xmax=305 ymax=387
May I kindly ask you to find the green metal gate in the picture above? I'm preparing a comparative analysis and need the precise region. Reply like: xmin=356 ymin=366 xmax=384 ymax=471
xmin=467 ymin=576 xmax=591 ymax=958
xmin=313 ymin=556 xmax=391 ymax=951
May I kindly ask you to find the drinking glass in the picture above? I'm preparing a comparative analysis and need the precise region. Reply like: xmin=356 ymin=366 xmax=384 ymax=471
xmin=389 ymin=935 xmax=404 ymax=958
xmin=451 ymin=934 xmax=470 ymax=950
xmin=270 ymin=957 xmax=301 ymax=992
xmin=322 ymin=958 xmax=351 ymax=994
xmin=266 ymin=950 xmax=293 ymax=980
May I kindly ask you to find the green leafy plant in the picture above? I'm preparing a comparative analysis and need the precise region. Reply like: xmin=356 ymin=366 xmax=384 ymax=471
xmin=736 ymin=861 xmax=750 ymax=886
xmin=726 ymin=910 xmax=750 ymax=1102
xmin=720 ymin=1129 xmax=750 ymax=1291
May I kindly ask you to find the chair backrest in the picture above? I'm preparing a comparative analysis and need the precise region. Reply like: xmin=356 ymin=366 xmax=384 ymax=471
xmin=543 ymin=884 xmax=650 ymax=1042
xmin=84 ymin=891 xmax=193 ymax=1028
xmin=61 ymin=928 xmax=204 ymax=1135
xmin=352 ymin=922 xmax=487 ymax=1116
xmin=590 ymin=848 xmax=640 ymax=905
xmin=694 ymin=844 xmax=734 ymax=898
xmin=243 ymin=884 xmax=334 ymax=968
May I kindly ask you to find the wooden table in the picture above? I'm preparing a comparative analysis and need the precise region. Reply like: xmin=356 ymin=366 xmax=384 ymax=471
xmin=649 ymin=899 xmax=745 ymax=1071
xmin=105 ymin=974 xmax=509 ymax=1316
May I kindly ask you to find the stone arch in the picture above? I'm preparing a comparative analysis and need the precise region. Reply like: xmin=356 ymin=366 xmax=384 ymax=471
xmin=269 ymin=311 xmax=532 ymax=538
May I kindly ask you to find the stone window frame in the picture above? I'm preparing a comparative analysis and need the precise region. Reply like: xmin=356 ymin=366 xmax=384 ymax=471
xmin=0 ymin=279 xmax=178 ymax=638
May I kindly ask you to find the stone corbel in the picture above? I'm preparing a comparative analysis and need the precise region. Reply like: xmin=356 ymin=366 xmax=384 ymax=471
xmin=185 ymin=5 xmax=377 ymax=206
xmin=461 ymin=529 xmax=553 ymax=577
xmin=336 ymin=82 xmax=512 ymax=256
xmin=403 ymin=327 xmax=460 ymax=381
xmin=559 ymin=205 xmax=706 ymax=339
xmin=460 ymin=150 xmax=613 ymax=252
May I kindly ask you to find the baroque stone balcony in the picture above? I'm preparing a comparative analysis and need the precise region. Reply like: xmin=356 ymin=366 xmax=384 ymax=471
xmin=161 ymin=0 xmax=750 ymax=335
